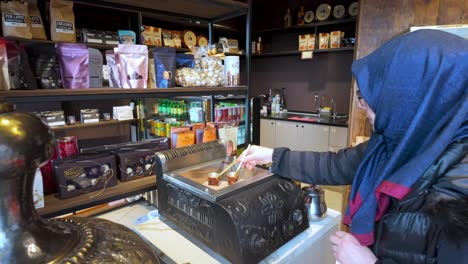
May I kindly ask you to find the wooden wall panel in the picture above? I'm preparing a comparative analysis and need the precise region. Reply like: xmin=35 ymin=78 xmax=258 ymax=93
xmin=348 ymin=0 xmax=468 ymax=144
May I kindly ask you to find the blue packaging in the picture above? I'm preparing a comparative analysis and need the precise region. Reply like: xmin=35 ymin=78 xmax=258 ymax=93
xmin=118 ymin=30 xmax=136 ymax=44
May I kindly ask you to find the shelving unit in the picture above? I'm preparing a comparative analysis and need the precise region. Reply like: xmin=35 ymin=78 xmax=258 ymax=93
xmin=252 ymin=47 xmax=354 ymax=57
xmin=37 ymin=176 xmax=157 ymax=218
xmin=0 ymin=86 xmax=248 ymax=102
xmin=250 ymin=0 xmax=356 ymax=114
xmin=254 ymin=17 xmax=357 ymax=34
xmin=51 ymin=119 xmax=136 ymax=131
xmin=252 ymin=17 xmax=356 ymax=57
xmin=0 ymin=0 xmax=252 ymax=218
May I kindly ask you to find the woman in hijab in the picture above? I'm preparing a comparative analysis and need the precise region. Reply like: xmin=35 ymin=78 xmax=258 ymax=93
xmin=242 ymin=29 xmax=467 ymax=263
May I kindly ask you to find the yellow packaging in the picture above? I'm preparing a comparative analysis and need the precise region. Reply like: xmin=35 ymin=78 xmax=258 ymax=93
xmin=166 ymin=123 xmax=171 ymax=137
xmin=298 ymin=34 xmax=308 ymax=51
xmin=307 ymin=34 xmax=316 ymax=50
xmin=25 ymin=0 xmax=46 ymax=40
xmin=319 ymin=33 xmax=330 ymax=49
xmin=50 ymin=0 xmax=76 ymax=42
xmin=1 ymin=1 xmax=32 ymax=39
xmin=330 ymin=31 xmax=341 ymax=48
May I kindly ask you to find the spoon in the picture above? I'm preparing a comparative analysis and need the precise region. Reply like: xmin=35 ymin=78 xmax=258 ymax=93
xmin=231 ymin=144 xmax=252 ymax=179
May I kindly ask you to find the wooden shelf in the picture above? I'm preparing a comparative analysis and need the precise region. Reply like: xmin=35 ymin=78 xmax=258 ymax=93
xmin=89 ymin=0 xmax=248 ymax=21
xmin=0 ymin=86 xmax=248 ymax=103
xmin=2 ymin=36 xmax=116 ymax=49
xmin=252 ymin=47 xmax=354 ymax=57
xmin=3 ymin=37 xmax=221 ymax=53
xmin=254 ymin=17 xmax=357 ymax=34
xmin=141 ymin=12 xmax=241 ymax=33
xmin=51 ymin=119 xmax=136 ymax=131
xmin=37 ymin=176 xmax=157 ymax=218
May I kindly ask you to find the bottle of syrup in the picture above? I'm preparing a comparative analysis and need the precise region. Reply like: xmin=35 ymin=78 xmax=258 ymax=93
xmin=256 ymin=37 xmax=263 ymax=54
xmin=297 ymin=5 xmax=305 ymax=25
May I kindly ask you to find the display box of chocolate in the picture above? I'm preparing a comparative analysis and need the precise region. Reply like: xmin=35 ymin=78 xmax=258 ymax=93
xmin=52 ymin=154 xmax=118 ymax=199
xmin=102 ymin=31 xmax=119 ymax=45
xmin=117 ymin=148 xmax=158 ymax=182
xmin=82 ymin=28 xmax=104 ymax=44
xmin=80 ymin=109 xmax=100 ymax=123
xmin=41 ymin=111 xmax=65 ymax=127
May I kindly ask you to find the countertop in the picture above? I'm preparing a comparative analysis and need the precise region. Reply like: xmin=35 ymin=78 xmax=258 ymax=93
xmin=133 ymin=209 xmax=341 ymax=264
xmin=261 ymin=112 xmax=349 ymax=128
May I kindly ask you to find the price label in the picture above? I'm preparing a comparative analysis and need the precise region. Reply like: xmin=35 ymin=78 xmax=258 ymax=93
xmin=301 ymin=51 xmax=313 ymax=60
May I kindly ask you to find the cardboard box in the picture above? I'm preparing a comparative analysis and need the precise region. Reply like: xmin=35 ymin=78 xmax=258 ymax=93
xmin=330 ymin=31 xmax=341 ymax=48
xmin=42 ymin=111 xmax=65 ymax=127
xmin=82 ymin=29 xmax=104 ymax=44
xmin=319 ymin=33 xmax=330 ymax=49
xmin=80 ymin=109 xmax=100 ymax=123
xmin=102 ymin=31 xmax=119 ymax=45
xmin=298 ymin=34 xmax=308 ymax=51
xmin=307 ymin=34 xmax=316 ymax=50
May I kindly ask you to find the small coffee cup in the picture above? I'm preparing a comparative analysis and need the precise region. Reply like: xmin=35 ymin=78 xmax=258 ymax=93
xmin=208 ymin=172 xmax=219 ymax=186
xmin=227 ymin=171 xmax=238 ymax=185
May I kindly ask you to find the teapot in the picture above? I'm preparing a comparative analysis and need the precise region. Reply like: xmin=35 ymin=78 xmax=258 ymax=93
xmin=303 ymin=185 xmax=327 ymax=222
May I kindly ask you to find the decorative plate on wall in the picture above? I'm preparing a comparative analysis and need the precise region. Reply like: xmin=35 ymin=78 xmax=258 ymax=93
xmin=304 ymin=10 xmax=315 ymax=24
xmin=315 ymin=4 xmax=331 ymax=21
xmin=348 ymin=2 xmax=359 ymax=17
xmin=333 ymin=5 xmax=346 ymax=20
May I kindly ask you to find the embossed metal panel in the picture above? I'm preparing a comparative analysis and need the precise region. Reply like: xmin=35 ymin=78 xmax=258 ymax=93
xmin=155 ymin=141 xmax=309 ymax=264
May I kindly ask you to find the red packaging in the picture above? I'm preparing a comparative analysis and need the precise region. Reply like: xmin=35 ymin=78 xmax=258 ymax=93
xmin=40 ymin=146 xmax=58 ymax=195
xmin=222 ymin=108 xmax=228 ymax=122
xmin=228 ymin=107 xmax=233 ymax=122
xmin=215 ymin=108 xmax=222 ymax=123
xmin=231 ymin=107 xmax=237 ymax=122
xmin=57 ymin=136 xmax=79 ymax=159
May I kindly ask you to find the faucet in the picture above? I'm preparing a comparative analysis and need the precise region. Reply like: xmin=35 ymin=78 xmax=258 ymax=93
xmin=331 ymin=98 xmax=337 ymax=119
xmin=314 ymin=93 xmax=320 ymax=116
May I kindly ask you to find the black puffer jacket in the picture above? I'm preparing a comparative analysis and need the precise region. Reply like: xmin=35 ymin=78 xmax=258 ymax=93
xmin=271 ymin=139 xmax=468 ymax=264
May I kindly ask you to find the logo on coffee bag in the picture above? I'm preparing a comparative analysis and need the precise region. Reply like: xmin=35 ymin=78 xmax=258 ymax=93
xmin=3 ymin=14 xmax=26 ymax=27
xmin=56 ymin=20 xmax=74 ymax=34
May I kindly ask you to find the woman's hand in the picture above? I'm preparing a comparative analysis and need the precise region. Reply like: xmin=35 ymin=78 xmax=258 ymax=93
xmin=240 ymin=145 xmax=273 ymax=169
xmin=330 ymin=231 xmax=378 ymax=264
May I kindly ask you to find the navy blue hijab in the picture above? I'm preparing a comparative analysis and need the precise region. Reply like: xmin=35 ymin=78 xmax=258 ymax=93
xmin=343 ymin=29 xmax=468 ymax=245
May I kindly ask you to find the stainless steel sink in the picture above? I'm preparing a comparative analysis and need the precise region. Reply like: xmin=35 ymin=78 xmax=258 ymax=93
xmin=287 ymin=111 xmax=321 ymax=117
xmin=287 ymin=111 xmax=348 ymax=124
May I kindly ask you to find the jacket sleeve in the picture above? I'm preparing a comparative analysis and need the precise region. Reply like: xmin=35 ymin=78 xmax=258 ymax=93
xmin=270 ymin=142 xmax=368 ymax=185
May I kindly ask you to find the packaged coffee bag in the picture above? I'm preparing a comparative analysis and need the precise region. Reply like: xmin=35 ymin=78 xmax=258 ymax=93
xmin=25 ymin=43 xmax=62 ymax=89
xmin=0 ymin=42 xmax=10 ymax=91
xmin=1 ymin=1 xmax=32 ymax=39
xmin=88 ymin=48 xmax=103 ymax=87
xmin=153 ymin=47 xmax=175 ymax=88
xmin=117 ymin=44 xmax=148 ymax=89
xmin=6 ymin=41 xmax=37 ymax=90
xmin=105 ymin=50 xmax=121 ymax=88
xmin=57 ymin=43 xmax=89 ymax=89
xmin=50 ymin=0 xmax=76 ymax=42
xmin=25 ymin=0 xmax=46 ymax=40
